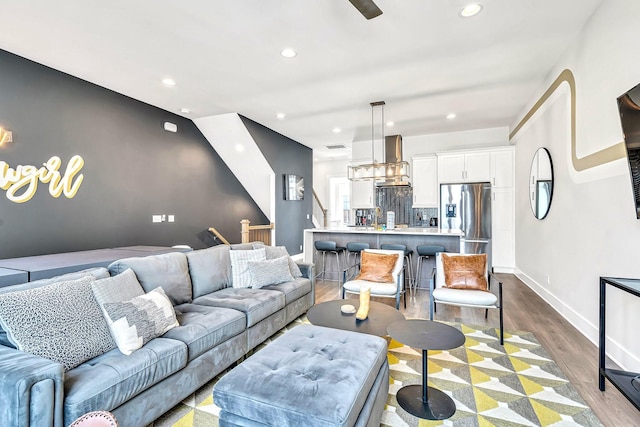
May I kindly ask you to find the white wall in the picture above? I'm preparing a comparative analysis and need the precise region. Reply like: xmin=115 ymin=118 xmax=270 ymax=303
xmin=512 ymin=0 xmax=640 ymax=371
xmin=313 ymin=158 xmax=349 ymax=214
xmin=403 ymin=127 xmax=510 ymax=160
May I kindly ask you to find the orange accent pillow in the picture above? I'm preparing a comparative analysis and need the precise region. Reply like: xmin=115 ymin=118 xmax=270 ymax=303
xmin=355 ymin=252 xmax=399 ymax=283
xmin=441 ymin=253 xmax=488 ymax=291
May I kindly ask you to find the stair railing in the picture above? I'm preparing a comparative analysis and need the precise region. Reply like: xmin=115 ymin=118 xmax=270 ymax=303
xmin=312 ymin=189 xmax=328 ymax=227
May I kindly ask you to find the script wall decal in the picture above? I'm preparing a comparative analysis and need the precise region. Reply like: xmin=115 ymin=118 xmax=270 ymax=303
xmin=0 ymin=155 xmax=85 ymax=203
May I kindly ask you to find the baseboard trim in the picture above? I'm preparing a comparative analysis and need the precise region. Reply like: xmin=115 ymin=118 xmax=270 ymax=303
xmin=514 ymin=269 xmax=640 ymax=371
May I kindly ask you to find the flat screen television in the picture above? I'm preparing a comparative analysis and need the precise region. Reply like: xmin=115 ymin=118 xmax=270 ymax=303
xmin=617 ymin=83 xmax=640 ymax=219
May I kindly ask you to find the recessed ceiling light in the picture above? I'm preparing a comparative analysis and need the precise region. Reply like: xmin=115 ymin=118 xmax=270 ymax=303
xmin=276 ymin=112 xmax=286 ymax=120
xmin=235 ymin=144 xmax=245 ymax=152
xmin=386 ymin=121 xmax=394 ymax=127
xmin=180 ymin=108 xmax=191 ymax=114
xmin=446 ymin=113 xmax=457 ymax=119
xmin=162 ymin=78 xmax=176 ymax=87
xmin=280 ymin=48 xmax=297 ymax=58
xmin=460 ymin=3 xmax=483 ymax=18
xmin=332 ymin=127 xmax=342 ymax=133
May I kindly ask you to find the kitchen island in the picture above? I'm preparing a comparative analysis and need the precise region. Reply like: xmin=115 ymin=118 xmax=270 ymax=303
xmin=303 ymin=227 xmax=462 ymax=289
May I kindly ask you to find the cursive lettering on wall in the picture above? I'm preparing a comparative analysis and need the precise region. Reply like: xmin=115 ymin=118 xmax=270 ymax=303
xmin=0 ymin=155 xmax=85 ymax=203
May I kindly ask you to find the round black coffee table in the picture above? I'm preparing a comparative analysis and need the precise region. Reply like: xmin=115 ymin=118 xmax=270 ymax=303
xmin=387 ymin=319 xmax=466 ymax=420
xmin=307 ymin=300 xmax=405 ymax=336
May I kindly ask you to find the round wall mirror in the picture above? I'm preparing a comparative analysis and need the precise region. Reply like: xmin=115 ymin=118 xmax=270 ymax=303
xmin=529 ymin=147 xmax=554 ymax=219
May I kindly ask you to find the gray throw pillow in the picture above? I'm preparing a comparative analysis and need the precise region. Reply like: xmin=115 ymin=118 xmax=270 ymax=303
xmin=229 ymin=248 xmax=266 ymax=288
xmin=0 ymin=267 xmax=110 ymax=349
xmin=102 ymin=287 xmax=179 ymax=355
xmin=0 ymin=276 xmax=115 ymax=371
xmin=91 ymin=268 xmax=145 ymax=306
xmin=185 ymin=245 xmax=232 ymax=297
xmin=248 ymin=256 xmax=295 ymax=289
xmin=108 ymin=252 xmax=192 ymax=305
xmin=264 ymin=245 xmax=303 ymax=278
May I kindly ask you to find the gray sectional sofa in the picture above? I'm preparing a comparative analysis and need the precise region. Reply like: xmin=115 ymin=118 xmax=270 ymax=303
xmin=0 ymin=243 xmax=314 ymax=427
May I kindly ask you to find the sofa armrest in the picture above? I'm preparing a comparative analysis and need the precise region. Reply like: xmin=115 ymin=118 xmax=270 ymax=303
xmin=296 ymin=262 xmax=315 ymax=305
xmin=0 ymin=345 xmax=64 ymax=427
xmin=296 ymin=262 xmax=315 ymax=280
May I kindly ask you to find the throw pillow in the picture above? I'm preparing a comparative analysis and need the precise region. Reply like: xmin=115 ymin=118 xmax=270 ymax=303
xmin=355 ymin=252 xmax=399 ymax=283
xmin=248 ymin=256 xmax=295 ymax=289
xmin=91 ymin=268 xmax=145 ymax=306
xmin=102 ymin=287 xmax=179 ymax=355
xmin=229 ymin=248 xmax=266 ymax=288
xmin=263 ymin=245 xmax=303 ymax=278
xmin=441 ymin=253 xmax=488 ymax=291
xmin=0 ymin=276 xmax=115 ymax=371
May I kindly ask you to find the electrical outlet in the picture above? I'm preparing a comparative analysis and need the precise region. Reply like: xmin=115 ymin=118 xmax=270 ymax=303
xmin=168 ymin=215 xmax=175 ymax=223
xmin=306 ymin=214 xmax=310 ymax=219
xmin=299 ymin=244 xmax=303 ymax=251
xmin=152 ymin=215 xmax=162 ymax=223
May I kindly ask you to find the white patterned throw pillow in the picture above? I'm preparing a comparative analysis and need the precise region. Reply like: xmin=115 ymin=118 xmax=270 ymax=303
xmin=248 ymin=256 xmax=295 ymax=289
xmin=0 ymin=276 xmax=115 ymax=371
xmin=102 ymin=287 xmax=179 ymax=355
xmin=229 ymin=248 xmax=266 ymax=288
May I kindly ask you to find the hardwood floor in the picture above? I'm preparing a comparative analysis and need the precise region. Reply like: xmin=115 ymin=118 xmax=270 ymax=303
xmin=314 ymin=274 xmax=639 ymax=426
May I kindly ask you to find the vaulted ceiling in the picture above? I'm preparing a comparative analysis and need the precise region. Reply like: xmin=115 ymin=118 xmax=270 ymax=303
xmin=1 ymin=0 xmax=602 ymax=158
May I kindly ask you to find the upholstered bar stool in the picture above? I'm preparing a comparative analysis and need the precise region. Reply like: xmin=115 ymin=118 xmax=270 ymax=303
xmin=380 ymin=243 xmax=413 ymax=294
xmin=314 ymin=240 xmax=346 ymax=282
xmin=415 ymin=245 xmax=445 ymax=294
xmin=345 ymin=242 xmax=370 ymax=273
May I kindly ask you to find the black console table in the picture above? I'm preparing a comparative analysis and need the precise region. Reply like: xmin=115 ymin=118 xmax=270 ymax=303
xmin=599 ymin=277 xmax=640 ymax=411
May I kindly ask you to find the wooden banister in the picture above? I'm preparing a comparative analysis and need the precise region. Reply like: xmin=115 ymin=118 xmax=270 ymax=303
xmin=208 ymin=227 xmax=230 ymax=245
xmin=312 ymin=189 xmax=329 ymax=227
xmin=241 ymin=219 xmax=275 ymax=245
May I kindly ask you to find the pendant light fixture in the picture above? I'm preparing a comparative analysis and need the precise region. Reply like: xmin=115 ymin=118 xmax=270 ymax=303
xmin=347 ymin=101 xmax=410 ymax=184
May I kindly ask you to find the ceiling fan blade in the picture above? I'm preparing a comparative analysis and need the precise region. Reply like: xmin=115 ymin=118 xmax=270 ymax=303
xmin=348 ymin=0 xmax=383 ymax=20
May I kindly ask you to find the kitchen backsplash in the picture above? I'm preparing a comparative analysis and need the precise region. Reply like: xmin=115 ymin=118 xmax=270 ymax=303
xmin=354 ymin=187 xmax=438 ymax=227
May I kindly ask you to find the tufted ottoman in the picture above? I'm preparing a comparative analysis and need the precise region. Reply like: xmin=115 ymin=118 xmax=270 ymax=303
xmin=213 ymin=324 xmax=389 ymax=427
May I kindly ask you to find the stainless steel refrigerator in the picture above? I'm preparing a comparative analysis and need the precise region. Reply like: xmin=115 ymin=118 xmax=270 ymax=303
xmin=440 ymin=182 xmax=492 ymax=266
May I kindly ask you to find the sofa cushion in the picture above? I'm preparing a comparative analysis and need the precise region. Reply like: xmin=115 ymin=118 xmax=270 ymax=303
xmin=108 ymin=252 xmax=192 ymax=305
xmin=102 ymin=287 xmax=179 ymax=355
xmin=248 ymin=256 xmax=294 ymax=289
xmin=231 ymin=241 xmax=265 ymax=250
xmin=64 ymin=337 xmax=187 ymax=424
xmin=164 ymin=303 xmax=246 ymax=362
xmin=263 ymin=245 xmax=303 ymax=278
xmin=263 ymin=277 xmax=312 ymax=305
xmin=229 ymin=248 xmax=266 ymax=288
xmin=185 ymin=245 xmax=231 ymax=298
xmin=0 ymin=276 xmax=115 ymax=371
xmin=192 ymin=288 xmax=285 ymax=327
xmin=0 ymin=267 xmax=110 ymax=348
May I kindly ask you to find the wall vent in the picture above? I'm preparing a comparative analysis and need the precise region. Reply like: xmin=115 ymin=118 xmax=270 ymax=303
xmin=325 ymin=144 xmax=346 ymax=150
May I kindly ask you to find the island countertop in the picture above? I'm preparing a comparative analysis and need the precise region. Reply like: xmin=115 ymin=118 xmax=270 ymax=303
xmin=307 ymin=227 xmax=463 ymax=237
xmin=303 ymin=228 xmax=461 ymax=287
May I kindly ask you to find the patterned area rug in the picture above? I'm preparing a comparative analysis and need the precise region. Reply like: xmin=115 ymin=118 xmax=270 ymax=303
xmin=153 ymin=317 xmax=602 ymax=427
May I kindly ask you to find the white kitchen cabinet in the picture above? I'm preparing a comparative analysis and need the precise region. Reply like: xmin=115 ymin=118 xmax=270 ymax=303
xmin=412 ymin=156 xmax=438 ymax=208
xmin=350 ymin=179 xmax=375 ymax=208
xmin=491 ymin=147 xmax=515 ymax=188
xmin=492 ymin=187 xmax=515 ymax=272
xmin=438 ymin=151 xmax=491 ymax=183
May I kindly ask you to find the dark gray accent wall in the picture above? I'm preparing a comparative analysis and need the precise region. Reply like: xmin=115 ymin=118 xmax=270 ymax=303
xmin=240 ymin=116 xmax=313 ymax=254
xmin=0 ymin=49 xmax=269 ymax=259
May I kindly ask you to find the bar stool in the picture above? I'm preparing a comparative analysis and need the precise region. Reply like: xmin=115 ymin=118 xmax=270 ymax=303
xmin=314 ymin=240 xmax=346 ymax=282
xmin=415 ymin=245 xmax=446 ymax=294
xmin=380 ymin=244 xmax=413 ymax=294
xmin=345 ymin=242 xmax=370 ymax=276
